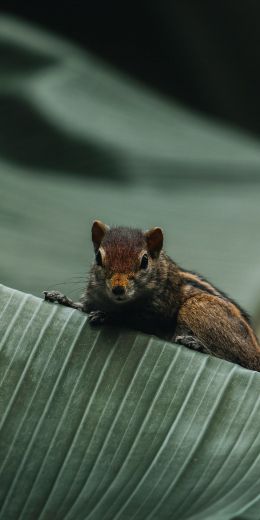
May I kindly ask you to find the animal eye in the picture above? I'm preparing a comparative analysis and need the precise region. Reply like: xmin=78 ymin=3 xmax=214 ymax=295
xmin=95 ymin=250 xmax=103 ymax=267
xmin=140 ymin=253 xmax=148 ymax=269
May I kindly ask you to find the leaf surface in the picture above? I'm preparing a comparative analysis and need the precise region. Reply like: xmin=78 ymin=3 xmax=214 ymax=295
xmin=0 ymin=284 xmax=260 ymax=520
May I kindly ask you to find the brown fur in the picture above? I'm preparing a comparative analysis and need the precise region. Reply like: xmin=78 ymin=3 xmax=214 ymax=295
xmin=102 ymin=227 xmax=146 ymax=274
xmin=176 ymin=289 xmax=260 ymax=370
xmin=44 ymin=221 xmax=260 ymax=372
xmin=83 ymin=223 xmax=260 ymax=371
xmin=110 ymin=273 xmax=133 ymax=288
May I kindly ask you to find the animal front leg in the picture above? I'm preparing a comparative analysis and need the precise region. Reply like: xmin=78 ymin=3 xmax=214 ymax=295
xmin=43 ymin=290 xmax=84 ymax=311
xmin=88 ymin=310 xmax=107 ymax=326
xmin=174 ymin=334 xmax=212 ymax=354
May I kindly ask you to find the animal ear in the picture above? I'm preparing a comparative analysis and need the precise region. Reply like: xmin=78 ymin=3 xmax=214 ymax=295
xmin=145 ymin=227 xmax=163 ymax=257
xmin=92 ymin=220 xmax=109 ymax=250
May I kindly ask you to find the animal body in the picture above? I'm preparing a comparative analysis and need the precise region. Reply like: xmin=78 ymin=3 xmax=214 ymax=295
xmin=44 ymin=220 xmax=260 ymax=371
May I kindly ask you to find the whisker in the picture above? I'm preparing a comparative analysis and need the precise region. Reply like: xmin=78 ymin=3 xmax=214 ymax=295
xmin=47 ymin=281 xmax=84 ymax=287
xmin=44 ymin=282 xmax=86 ymax=292
xmin=70 ymin=272 xmax=89 ymax=277
xmin=70 ymin=275 xmax=87 ymax=279
xmin=66 ymin=287 xmax=85 ymax=297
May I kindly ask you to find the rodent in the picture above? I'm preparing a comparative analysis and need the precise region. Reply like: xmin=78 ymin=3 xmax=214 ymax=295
xmin=44 ymin=219 xmax=260 ymax=371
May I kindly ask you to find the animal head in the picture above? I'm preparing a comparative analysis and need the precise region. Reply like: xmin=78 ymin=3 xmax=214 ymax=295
xmin=91 ymin=220 xmax=163 ymax=303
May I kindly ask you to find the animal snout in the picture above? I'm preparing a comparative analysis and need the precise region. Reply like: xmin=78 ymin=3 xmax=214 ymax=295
xmin=112 ymin=285 xmax=125 ymax=296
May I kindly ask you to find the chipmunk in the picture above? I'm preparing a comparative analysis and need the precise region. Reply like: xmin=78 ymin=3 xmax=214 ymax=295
xmin=44 ymin=220 xmax=260 ymax=371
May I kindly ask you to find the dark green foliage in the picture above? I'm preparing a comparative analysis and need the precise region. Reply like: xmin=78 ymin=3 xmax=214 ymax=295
xmin=0 ymin=284 xmax=260 ymax=519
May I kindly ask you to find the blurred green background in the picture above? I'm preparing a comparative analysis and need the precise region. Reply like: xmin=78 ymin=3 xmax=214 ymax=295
xmin=1 ymin=13 xmax=260 ymax=323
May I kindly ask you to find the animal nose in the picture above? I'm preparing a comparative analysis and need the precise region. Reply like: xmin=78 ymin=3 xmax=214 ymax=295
xmin=112 ymin=285 xmax=125 ymax=296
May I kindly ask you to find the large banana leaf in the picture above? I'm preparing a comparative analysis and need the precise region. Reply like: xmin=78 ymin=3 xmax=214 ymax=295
xmin=1 ymin=283 xmax=260 ymax=520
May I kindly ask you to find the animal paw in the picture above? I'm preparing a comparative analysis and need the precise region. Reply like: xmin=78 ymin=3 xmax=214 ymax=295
xmin=175 ymin=335 xmax=205 ymax=352
xmin=43 ymin=290 xmax=65 ymax=303
xmin=43 ymin=290 xmax=81 ymax=310
xmin=88 ymin=310 xmax=107 ymax=326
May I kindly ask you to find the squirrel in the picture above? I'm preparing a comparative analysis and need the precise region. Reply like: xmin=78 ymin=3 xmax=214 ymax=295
xmin=44 ymin=220 xmax=260 ymax=372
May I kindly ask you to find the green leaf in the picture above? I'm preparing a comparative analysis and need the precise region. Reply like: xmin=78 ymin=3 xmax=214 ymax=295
xmin=1 ymin=284 xmax=260 ymax=520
